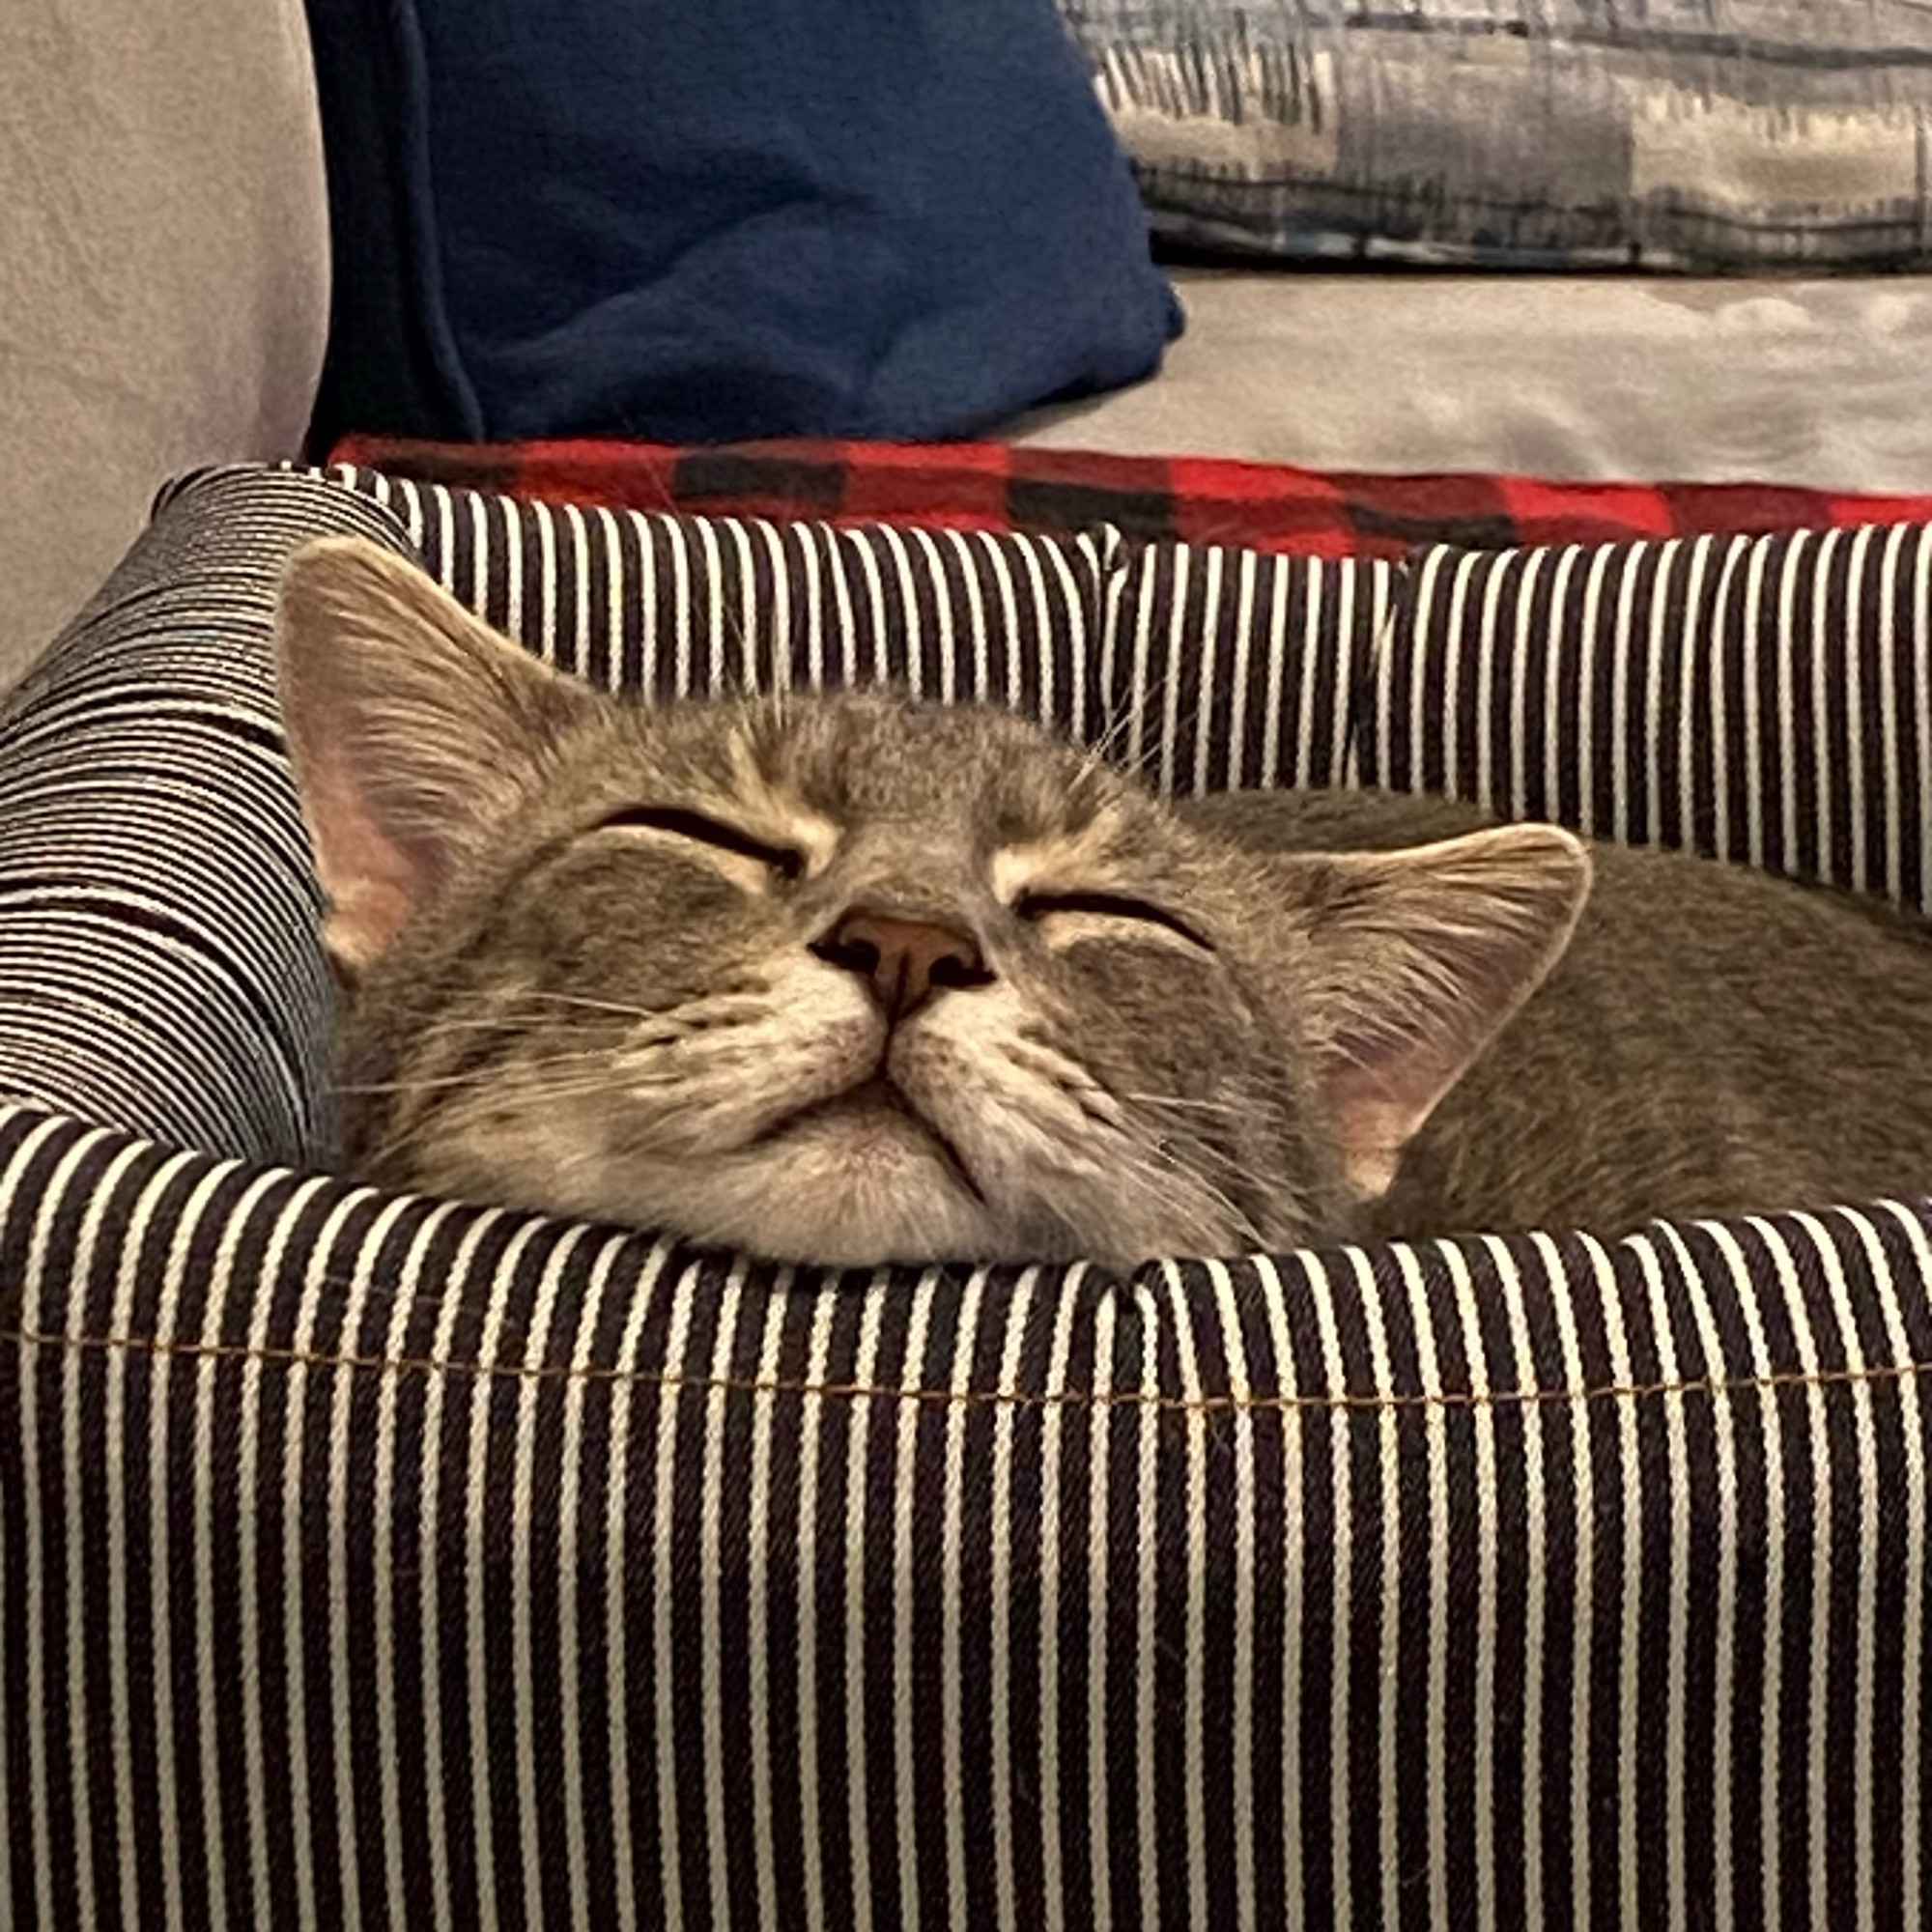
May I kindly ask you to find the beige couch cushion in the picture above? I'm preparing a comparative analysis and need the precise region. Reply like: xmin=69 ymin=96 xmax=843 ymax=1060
xmin=0 ymin=0 xmax=329 ymax=691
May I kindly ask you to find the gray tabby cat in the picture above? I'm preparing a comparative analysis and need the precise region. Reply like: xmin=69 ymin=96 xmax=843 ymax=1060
xmin=275 ymin=535 xmax=1932 ymax=1268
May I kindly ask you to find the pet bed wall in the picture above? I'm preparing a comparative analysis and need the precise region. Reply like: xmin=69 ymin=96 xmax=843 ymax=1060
xmin=0 ymin=463 xmax=1926 ymax=1930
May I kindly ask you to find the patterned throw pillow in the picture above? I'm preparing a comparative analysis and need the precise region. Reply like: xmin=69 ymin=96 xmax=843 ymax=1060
xmin=1060 ymin=0 xmax=1932 ymax=270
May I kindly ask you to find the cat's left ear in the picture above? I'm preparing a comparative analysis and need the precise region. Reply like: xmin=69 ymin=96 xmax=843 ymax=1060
xmin=1272 ymin=824 xmax=1593 ymax=1202
xmin=274 ymin=535 xmax=597 ymax=977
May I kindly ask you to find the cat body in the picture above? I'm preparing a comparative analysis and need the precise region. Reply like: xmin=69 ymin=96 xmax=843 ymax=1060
xmin=275 ymin=536 xmax=1932 ymax=1267
xmin=1186 ymin=788 xmax=1932 ymax=1243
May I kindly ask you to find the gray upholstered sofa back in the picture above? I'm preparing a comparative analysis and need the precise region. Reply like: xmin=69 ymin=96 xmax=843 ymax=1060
xmin=0 ymin=0 xmax=328 ymax=693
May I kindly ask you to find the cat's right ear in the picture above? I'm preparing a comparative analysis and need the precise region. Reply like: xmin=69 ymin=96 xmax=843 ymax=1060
xmin=274 ymin=536 xmax=595 ymax=978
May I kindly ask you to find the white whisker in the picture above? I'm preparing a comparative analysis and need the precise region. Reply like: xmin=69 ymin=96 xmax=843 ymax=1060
xmin=499 ymin=991 xmax=672 ymax=1019
xmin=413 ymin=1016 xmax=624 ymax=1037
xmin=1121 ymin=1092 xmax=1245 ymax=1118
xmin=334 ymin=1065 xmax=621 ymax=1099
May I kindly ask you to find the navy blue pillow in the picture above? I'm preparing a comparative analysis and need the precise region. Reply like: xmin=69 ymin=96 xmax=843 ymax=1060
xmin=303 ymin=0 xmax=1180 ymax=447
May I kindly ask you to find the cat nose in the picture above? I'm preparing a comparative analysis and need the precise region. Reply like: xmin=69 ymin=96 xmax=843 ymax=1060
xmin=810 ymin=907 xmax=991 ymax=1019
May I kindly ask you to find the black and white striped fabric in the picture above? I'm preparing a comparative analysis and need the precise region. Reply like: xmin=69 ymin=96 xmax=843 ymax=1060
xmin=328 ymin=465 xmax=1122 ymax=737
xmin=1372 ymin=529 xmax=1932 ymax=914
xmin=1 ymin=464 xmax=1927 ymax=1929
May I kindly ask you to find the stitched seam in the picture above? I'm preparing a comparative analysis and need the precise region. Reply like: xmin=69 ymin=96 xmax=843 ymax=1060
xmin=5 ymin=1326 xmax=1928 ymax=1417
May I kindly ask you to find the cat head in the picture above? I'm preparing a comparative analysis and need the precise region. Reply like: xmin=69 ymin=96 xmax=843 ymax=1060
xmin=275 ymin=535 xmax=1591 ymax=1267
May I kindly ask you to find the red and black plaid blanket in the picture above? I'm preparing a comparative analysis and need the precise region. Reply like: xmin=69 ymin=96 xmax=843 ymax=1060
xmin=332 ymin=434 xmax=1932 ymax=557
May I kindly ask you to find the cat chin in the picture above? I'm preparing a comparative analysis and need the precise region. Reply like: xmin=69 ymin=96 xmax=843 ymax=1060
xmin=427 ymin=1079 xmax=1234 ymax=1265
xmin=673 ymin=1150 xmax=1008 ymax=1268
xmin=591 ymin=1118 xmax=1018 ymax=1266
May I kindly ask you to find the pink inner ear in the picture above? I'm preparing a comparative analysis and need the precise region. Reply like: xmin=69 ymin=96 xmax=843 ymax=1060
xmin=1321 ymin=1047 xmax=1455 ymax=1203
xmin=1299 ymin=824 xmax=1593 ymax=1203
xmin=276 ymin=534 xmax=595 ymax=978
xmin=320 ymin=880 xmax=419 ymax=977
xmin=298 ymin=756 xmax=433 ymax=975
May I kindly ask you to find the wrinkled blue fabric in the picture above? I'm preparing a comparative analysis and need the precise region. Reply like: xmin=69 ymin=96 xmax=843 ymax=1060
xmin=304 ymin=0 xmax=1180 ymax=447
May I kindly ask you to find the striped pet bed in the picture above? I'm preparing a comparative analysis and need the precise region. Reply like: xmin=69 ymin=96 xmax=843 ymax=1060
xmin=1 ymin=464 xmax=1927 ymax=1930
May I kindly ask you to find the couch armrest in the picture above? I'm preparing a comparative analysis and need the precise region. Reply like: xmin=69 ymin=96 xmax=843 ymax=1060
xmin=0 ymin=0 xmax=330 ymax=693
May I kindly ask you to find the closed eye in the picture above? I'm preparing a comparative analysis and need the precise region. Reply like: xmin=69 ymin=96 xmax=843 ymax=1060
xmin=1015 ymin=890 xmax=1212 ymax=951
xmin=595 ymin=805 xmax=805 ymax=881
